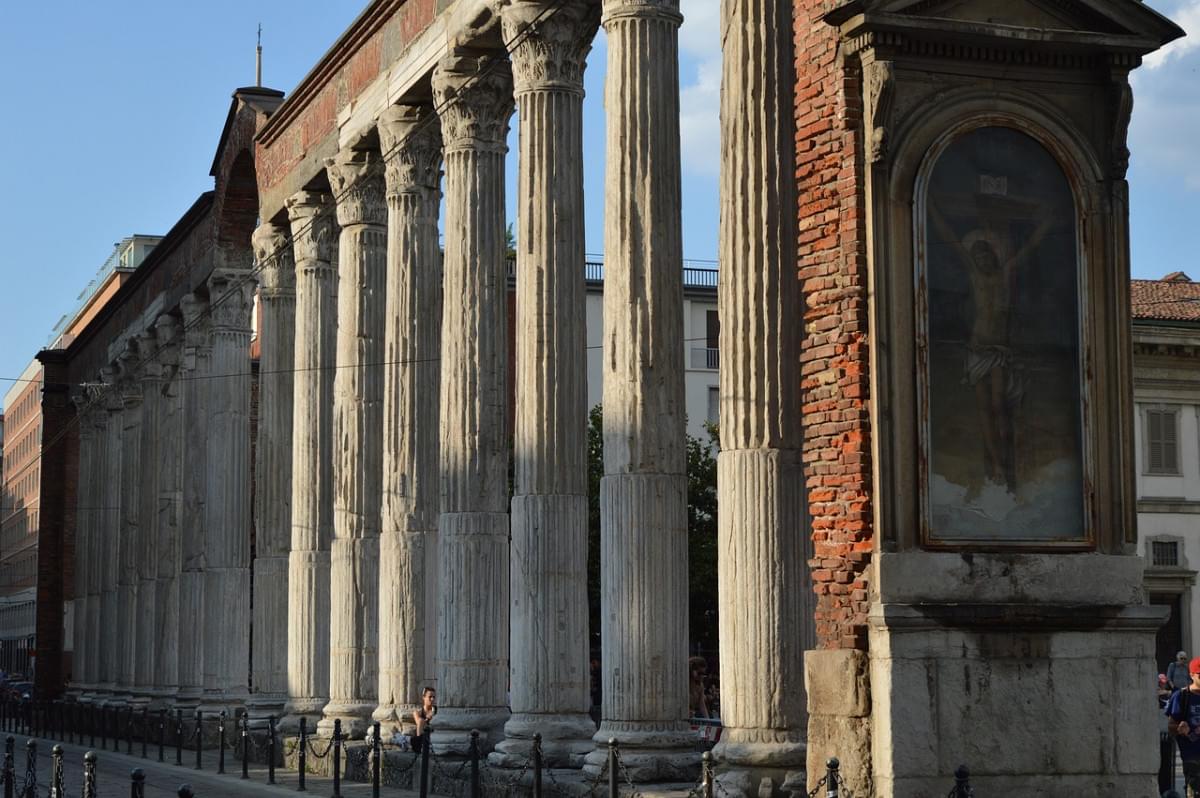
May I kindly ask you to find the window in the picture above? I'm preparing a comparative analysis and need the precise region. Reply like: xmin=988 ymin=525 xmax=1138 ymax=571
xmin=707 ymin=386 xmax=719 ymax=425
xmin=1146 ymin=407 xmax=1180 ymax=475
xmin=1152 ymin=540 xmax=1181 ymax=568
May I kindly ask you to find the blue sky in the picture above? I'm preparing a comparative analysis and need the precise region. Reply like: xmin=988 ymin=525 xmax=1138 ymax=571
xmin=0 ymin=0 xmax=1195 ymax=401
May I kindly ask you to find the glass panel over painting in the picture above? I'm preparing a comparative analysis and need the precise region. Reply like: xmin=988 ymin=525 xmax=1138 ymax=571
xmin=924 ymin=126 xmax=1084 ymax=543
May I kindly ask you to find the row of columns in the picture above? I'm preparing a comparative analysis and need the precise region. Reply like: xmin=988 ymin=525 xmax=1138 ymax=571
xmin=71 ymin=275 xmax=255 ymax=714
xmin=70 ymin=0 xmax=810 ymax=782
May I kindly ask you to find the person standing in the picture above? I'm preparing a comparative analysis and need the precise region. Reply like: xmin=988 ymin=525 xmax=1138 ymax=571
xmin=1171 ymin=652 xmax=1191 ymax=691
xmin=1165 ymin=657 xmax=1200 ymax=796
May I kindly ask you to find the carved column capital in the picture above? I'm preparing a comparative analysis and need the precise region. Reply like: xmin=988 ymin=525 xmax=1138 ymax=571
xmin=116 ymin=344 xmax=143 ymax=407
xmin=136 ymin=330 xmax=163 ymax=382
xmin=207 ymin=271 xmax=255 ymax=333
xmin=432 ymin=51 xmax=515 ymax=153
xmin=601 ymin=0 xmax=681 ymax=28
xmin=326 ymin=150 xmax=387 ymax=228
xmin=286 ymin=191 xmax=337 ymax=266
xmin=503 ymin=0 xmax=599 ymax=95
xmin=378 ymin=104 xmax=443 ymax=196
xmin=253 ymin=222 xmax=297 ymax=299
xmin=155 ymin=314 xmax=182 ymax=381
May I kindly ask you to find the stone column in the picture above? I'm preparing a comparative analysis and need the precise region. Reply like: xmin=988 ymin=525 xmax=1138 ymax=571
xmin=82 ymin=391 xmax=108 ymax=700
xmin=70 ymin=393 xmax=95 ymax=698
xmin=250 ymin=223 xmax=297 ymax=717
xmin=98 ymin=368 xmax=124 ymax=702
xmin=431 ymin=51 xmax=514 ymax=753
xmin=153 ymin=315 xmax=183 ymax=706
xmin=282 ymin=192 xmax=337 ymax=730
xmin=134 ymin=330 xmax=162 ymax=705
xmin=177 ymin=294 xmax=211 ymax=709
xmin=491 ymin=0 xmax=599 ymax=768
xmin=373 ymin=104 xmax=443 ymax=735
xmin=318 ymin=149 xmax=388 ymax=739
xmin=202 ymin=271 xmax=255 ymax=711
xmin=713 ymin=0 xmax=809 ymax=784
xmin=583 ymin=0 xmax=695 ymax=779
xmin=115 ymin=343 xmax=143 ymax=705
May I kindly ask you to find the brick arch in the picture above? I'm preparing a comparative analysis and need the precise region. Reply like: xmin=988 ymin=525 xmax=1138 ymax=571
xmin=216 ymin=148 xmax=259 ymax=258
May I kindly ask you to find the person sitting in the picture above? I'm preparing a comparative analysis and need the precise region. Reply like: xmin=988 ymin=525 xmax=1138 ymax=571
xmin=411 ymin=686 xmax=437 ymax=754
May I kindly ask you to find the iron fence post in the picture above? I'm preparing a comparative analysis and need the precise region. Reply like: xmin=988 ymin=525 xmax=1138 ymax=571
xmin=533 ymin=733 xmax=543 ymax=798
xmin=218 ymin=712 xmax=226 ymax=774
xmin=142 ymin=707 xmax=148 ymax=758
xmin=2 ymin=735 xmax=11 ymax=798
xmin=82 ymin=751 xmax=96 ymax=798
xmin=89 ymin=705 xmax=95 ymax=750
xmin=825 ymin=758 xmax=840 ymax=798
xmin=418 ymin=727 xmax=430 ymax=798
xmin=130 ymin=767 xmax=145 ymax=798
xmin=175 ymin=709 xmax=183 ymax=766
xmin=297 ymin=716 xmax=307 ymax=792
xmin=24 ymin=738 xmax=37 ymax=798
xmin=372 ymin=722 xmax=382 ymax=798
xmin=332 ymin=718 xmax=342 ymax=798
xmin=126 ymin=706 xmax=134 ymax=755
xmin=952 ymin=765 xmax=971 ymax=798
xmin=158 ymin=709 xmax=165 ymax=763
xmin=703 ymin=751 xmax=713 ymax=798
xmin=178 ymin=784 xmax=194 ymax=798
xmin=268 ymin=716 xmax=277 ymax=785
xmin=607 ymin=739 xmax=618 ymax=798
xmin=194 ymin=711 xmax=202 ymax=770
xmin=469 ymin=729 xmax=480 ymax=798
xmin=50 ymin=744 xmax=63 ymax=798
xmin=240 ymin=712 xmax=249 ymax=780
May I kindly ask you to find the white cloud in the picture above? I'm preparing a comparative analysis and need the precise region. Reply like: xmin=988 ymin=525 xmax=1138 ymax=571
xmin=1143 ymin=0 xmax=1200 ymax=69
xmin=679 ymin=0 xmax=719 ymax=56
xmin=679 ymin=0 xmax=722 ymax=177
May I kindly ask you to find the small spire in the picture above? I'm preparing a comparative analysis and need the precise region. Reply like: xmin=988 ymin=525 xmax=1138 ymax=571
xmin=256 ymin=23 xmax=263 ymax=87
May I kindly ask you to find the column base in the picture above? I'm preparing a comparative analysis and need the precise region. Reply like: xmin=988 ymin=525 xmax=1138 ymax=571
xmin=279 ymin=696 xmax=328 ymax=734
xmin=173 ymin=689 xmax=203 ymax=712
xmin=582 ymin=721 xmax=700 ymax=782
xmin=372 ymin=702 xmax=418 ymax=736
xmin=200 ymin=689 xmax=249 ymax=718
xmin=317 ymin=700 xmax=376 ymax=740
xmin=489 ymin=712 xmax=597 ymax=768
xmin=430 ymin=706 xmax=510 ymax=755
xmin=712 ymin=730 xmax=807 ymax=798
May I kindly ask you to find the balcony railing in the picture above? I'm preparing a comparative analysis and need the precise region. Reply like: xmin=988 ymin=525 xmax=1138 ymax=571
xmin=505 ymin=257 xmax=718 ymax=290
xmin=690 ymin=347 xmax=719 ymax=370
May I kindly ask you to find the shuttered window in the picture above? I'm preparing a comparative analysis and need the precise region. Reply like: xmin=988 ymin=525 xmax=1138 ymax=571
xmin=1152 ymin=540 xmax=1180 ymax=567
xmin=1147 ymin=407 xmax=1180 ymax=474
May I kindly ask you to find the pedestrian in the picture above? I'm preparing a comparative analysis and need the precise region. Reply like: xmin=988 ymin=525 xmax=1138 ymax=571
xmin=1170 ymin=652 xmax=1191 ymax=690
xmin=411 ymin=686 xmax=437 ymax=755
xmin=1165 ymin=657 xmax=1200 ymax=796
xmin=689 ymin=657 xmax=709 ymax=719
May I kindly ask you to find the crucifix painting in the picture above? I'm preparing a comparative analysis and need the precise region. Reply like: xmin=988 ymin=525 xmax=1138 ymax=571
xmin=922 ymin=125 xmax=1086 ymax=544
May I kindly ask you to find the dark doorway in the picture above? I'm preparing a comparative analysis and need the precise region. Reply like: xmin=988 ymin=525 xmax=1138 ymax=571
xmin=1151 ymin=592 xmax=1184 ymax=674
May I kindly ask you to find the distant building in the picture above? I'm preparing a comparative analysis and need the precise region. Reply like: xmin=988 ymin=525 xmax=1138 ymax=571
xmin=1131 ymin=271 xmax=1200 ymax=673
xmin=0 ymin=235 xmax=160 ymax=679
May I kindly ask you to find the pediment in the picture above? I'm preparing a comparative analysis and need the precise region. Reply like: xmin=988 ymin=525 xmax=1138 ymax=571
xmin=827 ymin=0 xmax=1183 ymax=52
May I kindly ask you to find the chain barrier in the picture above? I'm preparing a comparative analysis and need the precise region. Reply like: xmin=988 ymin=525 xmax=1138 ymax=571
xmin=50 ymin=744 xmax=65 ymax=798
xmin=806 ymin=758 xmax=855 ymax=798
xmin=80 ymin=751 xmax=96 ymax=798
xmin=20 ymin=739 xmax=36 ymax=798
xmin=947 ymin=765 xmax=974 ymax=798
xmin=612 ymin=744 xmax=645 ymax=798
xmin=307 ymin=736 xmax=336 ymax=760
xmin=582 ymin=751 xmax=609 ymax=797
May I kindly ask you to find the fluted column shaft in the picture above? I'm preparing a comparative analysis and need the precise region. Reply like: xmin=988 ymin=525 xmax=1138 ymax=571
xmin=116 ymin=348 xmax=143 ymax=703
xmin=202 ymin=272 xmax=254 ymax=709
xmin=586 ymin=0 xmax=694 ymax=778
xmin=250 ymin=224 xmax=297 ymax=716
xmin=283 ymin=193 xmax=338 ymax=728
xmin=134 ymin=331 xmax=162 ymax=703
xmin=431 ymin=51 xmax=515 ymax=753
xmin=83 ymin=396 xmax=108 ymax=695
xmin=714 ymin=0 xmax=809 ymax=770
xmin=374 ymin=106 xmax=443 ymax=733
xmin=153 ymin=316 xmax=182 ymax=705
xmin=493 ymin=0 xmax=599 ymax=768
xmin=318 ymin=150 xmax=388 ymax=739
xmin=177 ymin=295 xmax=211 ymax=708
xmin=98 ymin=370 xmax=123 ymax=700
xmin=71 ymin=395 xmax=96 ymax=696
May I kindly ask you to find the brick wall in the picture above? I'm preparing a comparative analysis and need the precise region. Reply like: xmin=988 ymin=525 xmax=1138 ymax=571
xmin=795 ymin=2 xmax=872 ymax=650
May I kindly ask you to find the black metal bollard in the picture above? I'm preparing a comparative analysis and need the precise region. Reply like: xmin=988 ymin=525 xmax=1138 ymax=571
xmin=418 ymin=727 xmax=431 ymax=798
xmin=127 ymin=706 xmax=134 ymax=755
xmin=141 ymin=707 xmax=148 ymax=758
xmin=951 ymin=765 xmax=971 ymax=798
xmin=372 ymin=722 xmax=382 ymax=798
xmin=24 ymin=739 xmax=37 ymax=798
xmin=533 ymin=734 xmax=543 ymax=798
xmin=607 ymin=739 xmax=618 ymax=798
xmin=194 ymin=711 xmax=202 ymax=771
xmin=268 ymin=716 xmax=277 ymax=785
xmin=469 ymin=729 xmax=480 ymax=798
xmin=2 ymin=735 xmax=12 ymax=798
xmin=177 ymin=786 xmax=194 ymax=798
xmin=89 ymin=705 xmax=95 ymax=749
xmin=240 ymin=712 xmax=249 ymax=780
xmin=297 ymin=716 xmax=307 ymax=793
xmin=82 ymin=751 xmax=97 ymax=798
xmin=175 ymin=709 xmax=183 ymax=766
xmin=51 ymin=744 xmax=63 ymax=798
xmin=332 ymin=718 xmax=342 ymax=798
xmin=158 ymin=710 xmax=166 ymax=763
xmin=702 ymin=751 xmax=713 ymax=798
xmin=217 ymin=712 xmax=226 ymax=775
xmin=824 ymin=758 xmax=840 ymax=798
xmin=130 ymin=768 xmax=145 ymax=798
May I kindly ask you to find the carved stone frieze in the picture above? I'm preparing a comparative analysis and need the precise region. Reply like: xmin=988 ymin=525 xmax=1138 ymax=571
xmin=326 ymin=150 xmax=387 ymax=228
xmin=502 ymin=0 xmax=600 ymax=96
xmin=864 ymin=60 xmax=895 ymax=164
xmin=253 ymin=222 xmax=297 ymax=298
xmin=286 ymin=191 xmax=337 ymax=266
xmin=378 ymin=105 xmax=443 ymax=195
xmin=431 ymin=52 xmax=515 ymax=153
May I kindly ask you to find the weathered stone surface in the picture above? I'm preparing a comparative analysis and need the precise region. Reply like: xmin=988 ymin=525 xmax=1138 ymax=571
xmin=431 ymin=50 xmax=514 ymax=754
xmin=97 ymin=368 xmax=124 ymax=701
xmin=493 ymin=0 xmax=600 ymax=769
xmin=583 ymin=0 xmax=695 ymax=779
xmin=115 ymin=342 xmax=143 ymax=705
xmin=318 ymin=149 xmax=388 ymax=740
xmin=152 ymin=314 xmax=182 ymax=706
xmin=283 ymin=191 xmax=337 ymax=729
xmin=133 ymin=330 xmax=161 ymax=704
xmin=70 ymin=393 xmax=96 ymax=697
xmin=374 ymin=103 xmax=443 ymax=735
xmin=250 ymin=222 xmax=296 ymax=716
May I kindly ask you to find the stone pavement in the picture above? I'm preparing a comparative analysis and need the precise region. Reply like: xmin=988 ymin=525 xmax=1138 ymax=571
xmin=13 ymin=735 xmax=421 ymax=798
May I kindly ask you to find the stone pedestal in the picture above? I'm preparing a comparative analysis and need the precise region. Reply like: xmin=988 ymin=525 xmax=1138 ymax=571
xmin=712 ymin=0 xmax=809 ymax=789
xmin=374 ymin=104 xmax=443 ymax=736
xmin=250 ymin=223 xmax=296 ymax=718
xmin=431 ymin=51 xmax=515 ymax=754
xmin=583 ymin=0 xmax=696 ymax=780
xmin=201 ymin=271 xmax=254 ymax=713
xmin=282 ymin=192 xmax=337 ymax=731
xmin=317 ymin=149 xmax=388 ymax=740
xmin=177 ymin=294 xmax=211 ymax=710
xmin=492 ymin=0 xmax=600 ymax=770
xmin=152 ymin=315 xmax=182 ymax=708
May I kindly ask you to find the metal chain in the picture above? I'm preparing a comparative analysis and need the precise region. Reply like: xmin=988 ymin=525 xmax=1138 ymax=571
xmin=613 ymin=747 xmax=644 ymax=798
xmin=805 ymin=771 xmax=856 ymax=798
xmin=20 ymin=752 xmax=36 ymax=798
xmin=306 ymin=737 xmax=335 ymax=759
xmin=52 ymin=751 xmax=65 ymax=798
xmin=583 ymin=757 xmax=609 ymax=797
xmin=480 ymin=756 xmax=530 ymax=796
xmin=806 ymin=775 xmax=829 ymax=798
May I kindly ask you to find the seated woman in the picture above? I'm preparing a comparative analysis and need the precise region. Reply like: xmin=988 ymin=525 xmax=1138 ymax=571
xmin=411 ymin=686 xmax=437 ymax=754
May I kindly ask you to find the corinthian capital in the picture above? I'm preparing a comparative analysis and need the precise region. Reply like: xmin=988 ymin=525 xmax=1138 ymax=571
xmin=601 ymin=0 xmax=681 ymax=27
xmin=503 ymin=0 xmax=600 ymax=95
xmin=155 ymin=314 xmax=182 ymax=378
xmin=252 ymin=222 xmax=297 ymax=299
xmin=378 ymin=104 xmax=443 ymax=196
xmin=207 ymin=271 xmax=255 ymax=333
xmin=432 ymin=51 xmax=515 ymax=153
xmin=326 ymin=149 xmax=387 ymax=228
xmin=286 ymin=191 xmax=337 ymax=267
